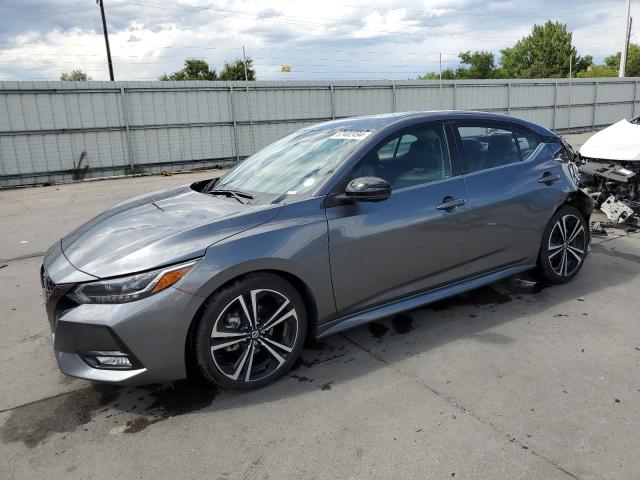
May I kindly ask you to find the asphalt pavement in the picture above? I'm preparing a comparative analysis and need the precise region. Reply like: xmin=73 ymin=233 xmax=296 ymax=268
xmin=1 ymin=131 xmax=639 ymax=480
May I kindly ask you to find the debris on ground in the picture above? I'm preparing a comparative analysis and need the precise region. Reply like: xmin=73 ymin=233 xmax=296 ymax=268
xmin=590 ymin=221 xmax=608 ymax=236
xmin=600 ymin=195 xmax=635 ymax=223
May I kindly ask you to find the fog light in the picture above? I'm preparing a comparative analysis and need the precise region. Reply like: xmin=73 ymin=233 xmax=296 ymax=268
xmin=96 ymin=356 xmax=132 ymax=367
xmin=80 ymin=350 xmax=136 ymax=370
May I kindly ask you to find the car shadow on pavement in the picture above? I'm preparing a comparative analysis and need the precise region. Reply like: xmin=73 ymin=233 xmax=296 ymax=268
xmin=2 ymin=237 xmax=637 ymax=446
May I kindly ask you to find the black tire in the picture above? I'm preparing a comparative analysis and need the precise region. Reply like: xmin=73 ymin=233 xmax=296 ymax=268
xmin=193 ymin=273 xmax=307 ymax=390
xmin=538 ymin=205 xmax=588 ymax=284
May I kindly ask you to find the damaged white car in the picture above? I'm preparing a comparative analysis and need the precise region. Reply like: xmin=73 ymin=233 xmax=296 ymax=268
xmin=578 ymin=116 xmax=640 ymax=227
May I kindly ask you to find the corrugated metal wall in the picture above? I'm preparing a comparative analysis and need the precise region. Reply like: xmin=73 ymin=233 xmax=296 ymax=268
xmin=1 ymin=78 xmax=638 ymax=187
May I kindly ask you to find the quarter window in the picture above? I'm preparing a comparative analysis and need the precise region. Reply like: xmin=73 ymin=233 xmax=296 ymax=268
xmin=555 ymin=140 xmax=576 ymax=163
xmin=456 ymin=125 xmax=521 ymax=173
xmin=516 ymin=130 xmax=541 ymax=160
xmin=353 ymin=124 xmax=452 ymax=190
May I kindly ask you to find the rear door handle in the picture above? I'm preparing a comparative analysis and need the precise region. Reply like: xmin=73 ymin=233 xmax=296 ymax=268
xmin=538 ymin=172 xmax=562 ymax=184
xmin=436 ymin=197 xmax=466 ymax=212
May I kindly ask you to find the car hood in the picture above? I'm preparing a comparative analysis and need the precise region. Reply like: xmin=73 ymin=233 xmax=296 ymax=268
xmin=580 ymin=118 xmax=640 ymax=162
xmin=61 ymin=184 xmax=282 ymax=278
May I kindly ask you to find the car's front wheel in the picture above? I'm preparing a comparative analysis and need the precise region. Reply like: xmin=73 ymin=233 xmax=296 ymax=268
xmin=538 ymin=205 xmax=588 ymax=284
xmin=194 ymin=273 xmax=307 ymax=390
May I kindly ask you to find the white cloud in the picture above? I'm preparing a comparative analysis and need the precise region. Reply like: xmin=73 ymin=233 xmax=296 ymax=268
xmin=0 ymin=0 xmax=636 ymax=81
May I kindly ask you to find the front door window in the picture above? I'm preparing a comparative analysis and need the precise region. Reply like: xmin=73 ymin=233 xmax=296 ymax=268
xmin=353 ymin=124 xmax=452 ymax=190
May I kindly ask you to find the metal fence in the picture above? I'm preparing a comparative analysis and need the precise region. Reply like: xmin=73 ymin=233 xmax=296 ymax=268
xmin=1 ymin=78 xmax=639 ymax=187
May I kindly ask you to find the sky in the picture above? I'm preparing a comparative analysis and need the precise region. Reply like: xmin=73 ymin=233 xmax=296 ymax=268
xmin=0 ymin=0 xmax=636 ymax=81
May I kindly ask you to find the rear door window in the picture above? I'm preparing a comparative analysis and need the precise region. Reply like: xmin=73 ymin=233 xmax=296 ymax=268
xmin=455 ymin=124 xmax=521 ymax=173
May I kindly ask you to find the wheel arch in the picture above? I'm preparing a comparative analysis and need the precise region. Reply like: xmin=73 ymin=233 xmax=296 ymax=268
xmin=183 ymin=266 xmax=319 ymax=378
xmin=536 ymin=199 xmax=590 ymax=283
xmin=563 ymin=188 xmax=596 ymax=222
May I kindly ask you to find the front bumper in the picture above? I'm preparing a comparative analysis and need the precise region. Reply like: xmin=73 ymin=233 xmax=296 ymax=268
xmin=55 ymin=350 xmax=147 ymax=383
xmin=42 ymin=242 xmax=204 ymax=385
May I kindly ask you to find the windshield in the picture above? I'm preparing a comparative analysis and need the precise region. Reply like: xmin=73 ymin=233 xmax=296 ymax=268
xmin=214 ymin=128 xmax=370 ymax=201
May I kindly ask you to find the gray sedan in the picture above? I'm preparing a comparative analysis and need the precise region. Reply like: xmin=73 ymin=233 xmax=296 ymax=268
xmin=41 ymin=111 xmax=593 ymax=389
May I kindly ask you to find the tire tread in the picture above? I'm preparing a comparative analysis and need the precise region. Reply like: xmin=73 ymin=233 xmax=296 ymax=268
xmin=192 ymin=273 xmax=307 ymax=390
xmin=537 ymin=205 xmax=588 ymax=285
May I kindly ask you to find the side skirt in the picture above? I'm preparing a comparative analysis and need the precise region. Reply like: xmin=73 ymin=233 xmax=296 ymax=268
xmin=317 ymin=263 xmax=535 ymax=338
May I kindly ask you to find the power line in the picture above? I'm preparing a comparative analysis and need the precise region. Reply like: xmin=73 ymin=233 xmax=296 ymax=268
xmin=1 ymin=1 xmax=634 ymax=81
xmin=0 ymin=37 xmax=627 ymax=65
xmin=1 ymin=0 xmax=633 ymax=52
xmin=123 ymin=0 xmax=632 ymax=39
xmin=135 ymin=0 xmax=628 ymax=21
xmin=0 ymin=31 xmax=625 ymax=58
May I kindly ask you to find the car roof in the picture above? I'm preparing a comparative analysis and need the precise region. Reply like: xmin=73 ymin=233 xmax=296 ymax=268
xmin=310 ymin=111 xmax=555 ymax=137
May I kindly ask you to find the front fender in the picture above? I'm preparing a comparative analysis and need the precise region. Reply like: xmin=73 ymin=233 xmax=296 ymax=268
xmin=176 ymin=198 xmax=337 ymax=326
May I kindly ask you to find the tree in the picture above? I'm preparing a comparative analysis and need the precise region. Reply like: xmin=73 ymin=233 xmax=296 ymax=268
xmin=499 ymin=21 xmax=588 ymax=78
xmin=603 ymin=44 xmax=640 ymax=77
xmin=218 ymin=58 xmax=256 ymax=81
xmin=456 ymin=51 xmax=497 ymax=79
xmin=575 ymin=63 xmax=618 ymax=78
xmin=60 ymin=70 xmax=91 ymax=81
xmin=417 ymin=69 xmax=456 ymax=80
xmin=159 ymin=59 xmax=217 ymax=81
xmin=419 ymin=51 xmax=497 ymax=80
xmin=575 ymin=44 xmax=640 ymax=78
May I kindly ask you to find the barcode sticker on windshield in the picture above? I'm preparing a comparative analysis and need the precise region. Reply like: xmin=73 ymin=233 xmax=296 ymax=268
xmin=330 ymin=130 xmax=372 ymax=141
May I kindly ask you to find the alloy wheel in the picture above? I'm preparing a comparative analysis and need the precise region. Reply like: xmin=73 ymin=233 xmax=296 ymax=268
xmin=210 ymin=289 xmax=299 ymax=382
xmin=547 ymin=214 xmax=586 ymax=277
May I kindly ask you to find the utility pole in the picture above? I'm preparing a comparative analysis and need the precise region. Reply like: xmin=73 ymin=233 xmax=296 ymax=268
xmin=568 ymin=53 xmax=573 ymax=128
xmin=619 ymin=0 xmax=631 ymax=77
xmin=97 ymin=0 xmax=114 ymax=81
xmin=439 ymin=52 xmax=443 ymax=110
xmin=569 ymin=52 xmax=573 ymax=79
xmin=625 ymin=17 xmax=633 ymax=71
xmin=243 ymin=46 xmax=256 ymax=155
xmin=242 ymin=45 xmax=250 ymax=88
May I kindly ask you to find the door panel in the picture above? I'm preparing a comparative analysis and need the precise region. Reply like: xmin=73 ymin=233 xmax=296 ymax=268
xmin=457 ymin=127 xmax=566 ymax=273
xmin=326 ymin=177 xmax=471 ymax=316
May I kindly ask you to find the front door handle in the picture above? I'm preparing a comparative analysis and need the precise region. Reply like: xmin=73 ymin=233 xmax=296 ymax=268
xmin=538 ymin=172 xmax=562 ymax=185
xmin=436 ymin=196 xmax=466 ymax=212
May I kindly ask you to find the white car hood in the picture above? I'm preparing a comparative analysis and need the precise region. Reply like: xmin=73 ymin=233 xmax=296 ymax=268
xmin=580 ymin=118 xmax=640 ymax=162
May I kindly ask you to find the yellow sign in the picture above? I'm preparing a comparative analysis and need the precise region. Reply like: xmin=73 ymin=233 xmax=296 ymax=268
xmin=281 ymin=65 xmax=292 ymax=73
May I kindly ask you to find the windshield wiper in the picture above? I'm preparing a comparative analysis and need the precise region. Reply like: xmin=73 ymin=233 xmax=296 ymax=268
xmin=203 ymin=178 xmax=219 ymax=192
xmin=207 ymin=188 xmax=254 ymax=204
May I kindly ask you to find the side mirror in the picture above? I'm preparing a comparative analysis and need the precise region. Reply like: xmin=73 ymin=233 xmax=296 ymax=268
xmin=345 ymin=177 xmax=391 ymax=202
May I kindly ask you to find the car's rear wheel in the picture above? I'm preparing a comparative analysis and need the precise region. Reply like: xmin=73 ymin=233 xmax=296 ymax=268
xmin=194 ymin=273 xmax=307 ymax=390
xmin=538 ymin=205 xmax=588 ymax=284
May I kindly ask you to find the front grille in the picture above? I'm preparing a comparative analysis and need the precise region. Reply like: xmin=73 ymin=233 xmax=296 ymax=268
xmin=40 ymin=265 xmax=74 ymax=332
xmin=41 ymin=267 xmax=56 ymax=299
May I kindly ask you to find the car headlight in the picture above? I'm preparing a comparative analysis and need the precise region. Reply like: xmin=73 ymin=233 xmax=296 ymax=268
xmin=70 ymin=259 xmax=199 ymax=304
